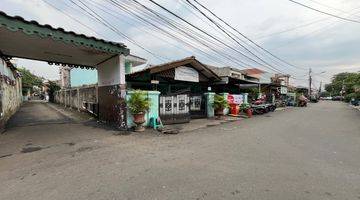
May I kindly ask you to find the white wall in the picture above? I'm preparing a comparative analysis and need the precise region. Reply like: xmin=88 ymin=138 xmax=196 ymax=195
xmin=97 ymin=54 xmax=126 ymax=87
xmin=0 ymin=58 xmax=22 ymax=128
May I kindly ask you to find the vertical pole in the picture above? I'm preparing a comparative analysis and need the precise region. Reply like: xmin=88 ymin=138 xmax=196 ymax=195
xmin=258 ymin=83 xmax=261 ymax=98
xmin=77 ymin=88 xmax=80 ymax=111
xmin=308 ymin=68 xmax=312 ymax=97
xmin=341 ymin=80 xmax=345 ymax=97
xmin=69 ymin=89 xmax=72 ymax=109
xmin=95 ymin=85 xmax=99 ymax=103
xmin=64 ymin=89 xmax=67 ymax=107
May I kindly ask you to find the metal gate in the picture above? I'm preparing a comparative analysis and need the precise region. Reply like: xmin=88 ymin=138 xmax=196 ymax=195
xmin=189 ymin=94 xmax=206 ymax=118
xmin=159 ymin=94 xmax=190 ymax=124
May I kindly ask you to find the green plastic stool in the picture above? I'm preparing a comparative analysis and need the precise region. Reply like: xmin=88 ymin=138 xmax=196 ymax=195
xmin=150 ymin=117 xmax=163 ymax=130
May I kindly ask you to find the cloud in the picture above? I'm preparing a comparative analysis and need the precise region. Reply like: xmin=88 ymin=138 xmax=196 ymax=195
xmin=0 ymin=0 xmax=359 ymax=86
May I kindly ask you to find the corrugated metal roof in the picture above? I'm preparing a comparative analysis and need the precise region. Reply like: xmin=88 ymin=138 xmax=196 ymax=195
xmin=0 ymin=11 xmax=129 ymax=55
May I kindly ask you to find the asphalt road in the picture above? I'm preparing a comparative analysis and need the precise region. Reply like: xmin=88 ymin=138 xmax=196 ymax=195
xmin=6 ymin=101 xmax=73 ymax=128
xmin=0 ymin=101 xmax=359 ymax=200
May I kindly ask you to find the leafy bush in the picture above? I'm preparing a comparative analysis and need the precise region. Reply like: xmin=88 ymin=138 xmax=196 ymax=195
xmin=344 ymin=92 xmax=360 ymax=102
xmin=213 ymin=94 xmax=229 ymax=110
xmin=127 ymin=90 xmax=151 ymax=114
xmin=240 ymin=103 xmax=251 ymax=111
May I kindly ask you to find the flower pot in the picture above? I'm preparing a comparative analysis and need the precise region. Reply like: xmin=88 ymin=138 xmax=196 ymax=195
xmin=215 ymin=108 xmax=224 ymax=116
xmin=246 ymin=108 xmax=253 ymax=118
xmin=133 ymin=112 xmax=146 ymax=132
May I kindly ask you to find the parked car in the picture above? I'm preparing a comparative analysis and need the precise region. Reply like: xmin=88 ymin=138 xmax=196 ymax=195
xmin=321 ymin=96 xmax=332 ymax=100
xmin=332 ymin=96 xmax=343 ymax=101
xmin=310 ymin=95 xmax=319 ymax=103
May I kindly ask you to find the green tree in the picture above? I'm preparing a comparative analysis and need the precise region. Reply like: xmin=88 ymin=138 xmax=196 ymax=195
xmin=325 ymin=72 xmax=360 ymax=95
xmin=47 ymin=81 xmax=61 ymax=102
xmin=18 ymin=67 xmax=43 ymax=91
xmin=325 ymin=72 xmax=360 ymax=101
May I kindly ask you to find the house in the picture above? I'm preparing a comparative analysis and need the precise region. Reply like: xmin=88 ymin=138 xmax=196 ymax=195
xmin=208 ymin=66 xmax=260 ymax=94
xmin=126 ymin=56 xmax=220 ymax=125
xmin=240 ymin=68 xmax=291 ymax=101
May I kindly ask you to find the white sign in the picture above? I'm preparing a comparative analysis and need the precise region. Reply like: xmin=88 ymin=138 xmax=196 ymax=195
xmin=280 ymin=86 xmax=288 ymax=94
xmin=233 ymin=95 xmax=243 ymax=104
xmin=151 ymin=80 xmax=159 ymax=84
xmin=174 ymin=66 xmax=199 ymax=82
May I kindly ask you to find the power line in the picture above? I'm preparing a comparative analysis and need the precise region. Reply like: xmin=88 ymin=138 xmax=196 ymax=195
xmin=271 ymin=7 xmax=360 ymax=50
xmin=89 ymin=0 xmax=234 ymax=67
xmin=147 ymin=0 xmax=291 ymax=74
xmin=188 ymin=0 xmax=308 ymax=72
xmin=45 ymin=0 xmax=169 ymax=62
xmin=122 ymin=0 xmax=252 ymax=68
xmin=289 ymin=0 xmax=360 ymax=24
xmin=253 ymin=18 xmax=329 ymax=40
xmin=183 ymin=0 xmax=291 ymax=73
xmin=132 ymin=0 xmax=307 ymax=78
xmin=94 ymin=0 xmax=254 ymax=69
xmin=42 ymin=0 xmax=104 ymax=37
xmin=306 ymin=0 xmax=358 ymax=16
xmin=67 ymin=0 xmax=169 ymax=62
xmin=128 ymin=0 xmax=256 ymax=68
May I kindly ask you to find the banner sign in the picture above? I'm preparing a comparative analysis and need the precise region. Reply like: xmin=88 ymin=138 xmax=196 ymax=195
xmin=175 ymin=66 xmax=199 ymax=82
xmin=228 ymin=94 xmax=244 ymax=104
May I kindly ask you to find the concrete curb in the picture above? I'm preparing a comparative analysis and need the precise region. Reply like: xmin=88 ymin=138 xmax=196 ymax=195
xmin=177 ymin=117 xmax=243 ymax=133
xmin=46 ymin=103 xmax=94 ymax=123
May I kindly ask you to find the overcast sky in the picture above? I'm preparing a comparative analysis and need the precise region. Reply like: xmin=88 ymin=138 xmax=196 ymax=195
xmin=1 ymin=0 xmax=360 ymax=87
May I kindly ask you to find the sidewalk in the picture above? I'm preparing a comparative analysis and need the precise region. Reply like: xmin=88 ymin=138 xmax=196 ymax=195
xmin=162 ymin=116 xmax=244 ymax=134
xmin=161 ymin=106 xmax=295 ymax=134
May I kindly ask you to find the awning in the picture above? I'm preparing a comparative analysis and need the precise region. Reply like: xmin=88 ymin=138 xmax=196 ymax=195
xmin=0 ymin=11 xmax=130 ymax=68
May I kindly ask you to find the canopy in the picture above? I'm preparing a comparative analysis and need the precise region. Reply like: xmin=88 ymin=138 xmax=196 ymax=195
xmin=0 ymin=11 xmax=130 ymax=68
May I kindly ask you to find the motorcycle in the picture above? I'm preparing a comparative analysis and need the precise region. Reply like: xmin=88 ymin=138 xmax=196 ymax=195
xmin=298 ymin=95 xmax=308 ymax=107
xmin=251 ymin=95 xmax=276 ymax=114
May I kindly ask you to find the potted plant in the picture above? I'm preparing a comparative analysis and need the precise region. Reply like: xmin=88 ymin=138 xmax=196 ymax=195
xmin=213 ymin=94 xmax=229 ymax=116
xmin=127 ymin=90 xmax=151 ymax=132
xmin=240 ymin=103 xmax=252 ymax=118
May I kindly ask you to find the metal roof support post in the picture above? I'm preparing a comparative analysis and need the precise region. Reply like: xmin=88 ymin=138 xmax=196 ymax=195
xmin=77 ymin=88 xmax=80 ymax=111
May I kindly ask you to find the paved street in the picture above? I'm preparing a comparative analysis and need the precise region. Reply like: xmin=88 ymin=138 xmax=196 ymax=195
xmin=0 ymin=101 xmax=359 ymax=200
xmin=6 ymin=101 xmax=73 ymax=128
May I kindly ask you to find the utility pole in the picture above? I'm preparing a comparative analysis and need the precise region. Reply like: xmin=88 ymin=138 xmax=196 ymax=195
xmin=319 ymin=81 xmax=322 ymax=93
xmin=308 ymin=68 xmax=312 ymax=97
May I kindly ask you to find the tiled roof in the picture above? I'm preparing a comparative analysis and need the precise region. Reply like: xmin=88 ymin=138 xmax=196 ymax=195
xmin=129 ymin=56 xmax=220 ymax=80
xmin=240 ymin=68 xmax=265 ymax=75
